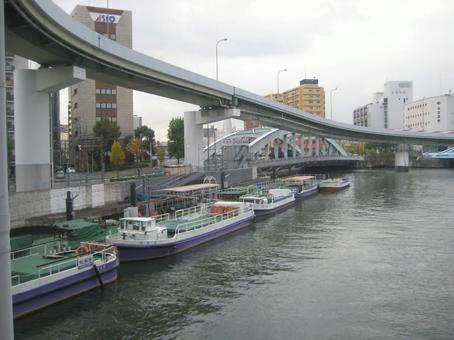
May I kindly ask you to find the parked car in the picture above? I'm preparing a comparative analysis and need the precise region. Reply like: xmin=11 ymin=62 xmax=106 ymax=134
xmin=66 ymin=167 xmax=76 ymax=173
xmin=55 ymin=169 xmax=65 ymax=178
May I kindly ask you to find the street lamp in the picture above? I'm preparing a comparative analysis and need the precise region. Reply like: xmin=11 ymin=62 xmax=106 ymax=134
xmin=215 ymin=38 xmax=228 ymax=80
xmin=277 ymin=69 xmax=287 ymax=94
xmin=330 ymin=87 xmax=338 ymax=120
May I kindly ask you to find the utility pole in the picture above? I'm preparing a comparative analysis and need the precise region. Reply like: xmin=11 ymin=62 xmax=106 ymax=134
xmin=0 ymin=0 xmax=15 ymax=337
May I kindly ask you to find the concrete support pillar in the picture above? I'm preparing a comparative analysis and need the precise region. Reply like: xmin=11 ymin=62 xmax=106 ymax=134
xmin=14 ymin=66 xmax=85 ymax=192
xmin=0 ymin=0 xmax=14 ymax=336
xmin=274 ymin=140 xmax=278 ymax=159
xmin=322 ymin=139 xmax=327 ymax=156
xmin=222 ymin=119 xmax=233 ymax=136
xmin=266 ymin=144 xmax=270 ymax=160
xmin=316 ymin=136 xmax=320 ymax=157
xmin=309 ymin=136 xmax=313 ymax=157
xmin=184 ymin=111 xmax=204 ymax=169
xmin=283 ymin=135 xmax=288 ymax=159
xmin=15 ymin=70 xmax=52 ymax=192
xmin=301 ymin=134 xmax=305 ymax=156
xmin=395 ymin=144 xmax=410 ymax=172
xmin=292 ymin=132 xmax=296 ymax=158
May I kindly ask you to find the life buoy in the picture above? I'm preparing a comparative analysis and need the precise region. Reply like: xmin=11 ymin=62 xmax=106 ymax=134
xmin=75 ymin=244 xmax=90 ymax=255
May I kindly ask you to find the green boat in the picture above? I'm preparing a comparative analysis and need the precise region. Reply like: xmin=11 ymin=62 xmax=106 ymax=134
xmin=11 ymin=219 xmax=118 ymax=252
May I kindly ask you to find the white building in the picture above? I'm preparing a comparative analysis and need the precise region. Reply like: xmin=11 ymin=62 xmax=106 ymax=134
xmin=353 ymin=92 xmax=386 ymax=128
xmin=404 ymin=94 xmax=454 ymax=132
xmin=133 ymin=114 xmax=142 ymax=130
xmin=384 ymin=81 xmax=413 ymax=129
xmin=353 ymin=81 xmax=413 ymax=129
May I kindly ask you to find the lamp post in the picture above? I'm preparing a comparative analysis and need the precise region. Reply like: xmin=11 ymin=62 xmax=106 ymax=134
xmin=277 ymin=69 xmax=287 ymax=94
xmin=330 ymin=87 xmax=338 ymax=120
xmin=215 ymin=38 xmax=228 ymax=81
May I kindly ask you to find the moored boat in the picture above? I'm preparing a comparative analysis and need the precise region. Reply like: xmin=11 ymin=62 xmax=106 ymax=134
xmin=106 ymin=201 xmax=255 ymax=262
xmin=318 ymin=177 xmax=350 ymax=193
xmin=281 ymin=175 xmax=319 ymax=199
xmin=240 ymin=188 xmax=295 ymax=216
xmin=11 ymin=242 xmax=118 ymax=319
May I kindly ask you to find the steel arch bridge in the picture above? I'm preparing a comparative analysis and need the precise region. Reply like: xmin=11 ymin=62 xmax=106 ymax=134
xmin=204 ymin=127 xmax=349 ymax=168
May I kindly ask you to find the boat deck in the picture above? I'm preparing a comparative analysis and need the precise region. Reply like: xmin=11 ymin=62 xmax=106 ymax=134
xmin=162 ymin=214 xmax=226 ymax=234
xmin=11 ymin=253 xmax=78 ymax=285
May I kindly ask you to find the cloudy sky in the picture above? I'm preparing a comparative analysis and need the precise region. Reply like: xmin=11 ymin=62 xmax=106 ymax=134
xmin=54 ymin=0 xmax=454 ymax=140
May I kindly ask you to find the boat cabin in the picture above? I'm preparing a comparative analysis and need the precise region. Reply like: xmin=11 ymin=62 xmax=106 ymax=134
xmin=119 ymin=217 xmax=167 ymax=240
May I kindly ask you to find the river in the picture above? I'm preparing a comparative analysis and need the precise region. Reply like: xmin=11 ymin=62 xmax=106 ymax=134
xmin=15 ymin=169 xmax=454 ymax=339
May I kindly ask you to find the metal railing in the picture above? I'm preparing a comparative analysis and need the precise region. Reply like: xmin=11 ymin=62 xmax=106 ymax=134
xmin=11 ymin=245 xmax=116 ymax=287
xmin=10 ymin=242 xmax=63 ymax=261
xmin=152 ymin=213 xmax=170 ymax=224
xmin=175 ymin=204 xmax=207 ymax=219
xmin=173 ymin=206 xmax=251 ymax=237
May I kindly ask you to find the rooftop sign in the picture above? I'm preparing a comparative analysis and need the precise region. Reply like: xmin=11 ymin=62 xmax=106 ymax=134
xmin=89 ymin=12 xmax=121 ymax=24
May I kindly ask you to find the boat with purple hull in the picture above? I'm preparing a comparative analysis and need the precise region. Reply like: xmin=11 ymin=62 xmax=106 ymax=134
xmin=106 ymin=202 xmax=255 ymax=262
xmin=11 ymin=242 xmax=118 ymax=319
xmin=281 ymin=175 xmax=319 ymax=200
xmin=239 ymin=188 xmax=295 ymax=217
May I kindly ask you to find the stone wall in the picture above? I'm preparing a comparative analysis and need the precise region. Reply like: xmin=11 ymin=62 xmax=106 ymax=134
xmin=9 ymin=182 xmax=122 ymax=229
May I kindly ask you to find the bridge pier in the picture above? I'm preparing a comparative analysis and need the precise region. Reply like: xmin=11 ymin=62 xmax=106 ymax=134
xmin=0 ymin=1 xmax=14 ymax=336
xmin=184 ymin=111 xmax=204 ymax=168
xmin=316 ymin=136 xmax=320 ymax=157
xmin=309 ymin=136 xmax=313 ymax=156
xmin=395 ymin=144 xmax=410 ymax=172
xmin=14 ymin=66 xmax=85 ymax=192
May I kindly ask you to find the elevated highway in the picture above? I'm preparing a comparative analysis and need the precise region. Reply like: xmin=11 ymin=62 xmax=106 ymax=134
xmin=5 ymin=0 xmax=454 ymax=145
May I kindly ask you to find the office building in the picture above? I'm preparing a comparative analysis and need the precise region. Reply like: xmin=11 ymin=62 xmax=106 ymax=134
xmin=133 ymin=115 xmax=142 ymax=130
xmin=353 ymin=81 xmax=413 ymax=129
xmin=266 ymin=78 xmax=326 ymax=117
xmin=404 ymin=94 xmax=454 ymax=132
xmin=69 ymin=5 xmax=133 ymax=141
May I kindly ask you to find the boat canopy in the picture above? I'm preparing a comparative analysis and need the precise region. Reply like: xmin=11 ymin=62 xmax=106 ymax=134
xmin=282 ymin=176 xmax=315 ymax=182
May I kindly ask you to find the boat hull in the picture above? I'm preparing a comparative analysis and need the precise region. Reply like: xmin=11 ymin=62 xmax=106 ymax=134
xmin=294 ymin=186 xmax=319 ymax=200
xmin=318 ymin=183 xmax=350 ymax=193
xmin=253 ymin=196 xmax=295 ymax=217
xmin=13 ymin=257 xmax=119 ymax=319
xmin=115 ymin=214 xmax=255 ymax=262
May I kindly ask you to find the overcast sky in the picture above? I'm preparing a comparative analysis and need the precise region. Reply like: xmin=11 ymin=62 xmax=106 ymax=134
xmin=54 ymin=0 xmax=454 ymax=140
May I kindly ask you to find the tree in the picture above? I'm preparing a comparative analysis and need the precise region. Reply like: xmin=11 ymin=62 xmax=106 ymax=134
xmin=167 ymin=117 xmax=184 ymax=164
xmin=110 ymin=140 xmax=125 ymax=168
xmin=93 ymin=119 xmax=121 ymax=169
xmin=126 ymin=138 xmax=144 ymax=162
xmin=135 ymin=125 xmax=155 ymax=162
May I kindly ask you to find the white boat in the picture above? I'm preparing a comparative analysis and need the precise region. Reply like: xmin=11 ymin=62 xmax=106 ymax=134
xmin=318 ymin=177 xmax=350 ymax=192
xmin=106 ymin=201 xmax=255 ymax=261
xmin=240 ymin=188 xmax=295 ymax=216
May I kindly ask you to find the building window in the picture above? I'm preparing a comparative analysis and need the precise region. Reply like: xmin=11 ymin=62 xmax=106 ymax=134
xmin=101 ymin=89 xmax=107 ymax=94
xmin=112 ymin=103 xmax=117 ymax=109
xmin=73 ymin=88 xmax=78 ymax=96
xmin=106 ymin=103 xmax=112 ymax=109
xmin=96 ymin=103 xmax=101 ymax=108
xmin=96 ymin=88 xmax=101 ymax=94
xmin=74 ymin=102 xmax=78 ymax=109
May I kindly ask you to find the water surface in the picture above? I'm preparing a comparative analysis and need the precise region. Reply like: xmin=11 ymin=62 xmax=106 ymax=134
xmin=15 ymin=169 xmax=454 ymax=339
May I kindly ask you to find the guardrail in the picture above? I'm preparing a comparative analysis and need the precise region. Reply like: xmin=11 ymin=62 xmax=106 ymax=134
xmin=11 ymin=246 xmax=116 ymax=286
xmin=175 ymin=205 xmax=207 ymax=219
xmin=173 ymin=206 xmax=251 ymax=237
